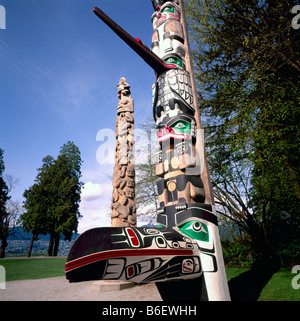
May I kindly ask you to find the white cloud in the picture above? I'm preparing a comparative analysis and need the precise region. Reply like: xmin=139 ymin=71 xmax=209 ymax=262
xmin=81 ymin=179 xmax=113 ymax=201
xmin=78 ymin=180 xmax=113 ymax=233
xmin=81 ymin=181 xmax=103 ymax=201
xmin=78 ymin=200 xmax=111 ymax=234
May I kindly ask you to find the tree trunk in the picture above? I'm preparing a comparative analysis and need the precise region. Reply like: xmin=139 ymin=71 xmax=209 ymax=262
xmin=48 ymin=234 xmax=54 ymax=256
xmin=28 ymin=234 xmax=35 ymax=257
xmin=0 ymin=238 xmax=7 ymax=258
xmin=53 ymin=234 xmax=60 ymax=256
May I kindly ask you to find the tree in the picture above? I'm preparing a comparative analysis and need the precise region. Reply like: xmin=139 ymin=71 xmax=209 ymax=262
xmin=21 ymin=141 xmax=83 ymax=256
xmin=57 ymin=142 xmax=83 ymax=240
xmin=46 ymin=152 xmax=82 ymax=256
xmin=135 ymin=119 xmax=159 ymax=225
xmin=185 ymin=0 xmax=300 ymax=263
xmin=31 ymin=155 xmax=57 ymax=256
xmin=0 ymin=150 xmax=21 ymax=258
xmin=136 ymin=161 xmax=159 ymax=224
xmin=0 ymin=149 xmax=10 ymax=258
xmin=22 ymin=183 xmax=49 ymax=257
xmin=59 ymin=141 xmax=82 ymax=181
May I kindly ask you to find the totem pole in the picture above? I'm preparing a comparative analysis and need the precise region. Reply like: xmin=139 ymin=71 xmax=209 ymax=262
xmin=111 ymin=77 xmax=136 ymax=228
xmin=65 ymin=1 xmax=230 ymax=301
xmin=149 ymin=0 xmax=230 ymax=301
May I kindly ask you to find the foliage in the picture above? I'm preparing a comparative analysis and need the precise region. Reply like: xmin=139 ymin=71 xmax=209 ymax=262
xmin=277 ymin=242 xmax=300 ymax=267
xmin=136 ymin=161 xmax=159 ymax=223
xmin=0 ymin=149 xmax=10 ymax=258
xmin=22 ymin=183 xmax=49 ymax=240
xmin=222 ymin=240 xmax=255 ymax=268
xmin=0 ymin=151 xmax=21 ymax=258
xmin=185 ymin=0 xmax=300 ymax=260
xmin=0 ymin=149 xmax=10 ymax=221
xmin=135 ymin=119 xmax=159 ymax=224
xmin=21 ymin=141 xmax=83 ymax=256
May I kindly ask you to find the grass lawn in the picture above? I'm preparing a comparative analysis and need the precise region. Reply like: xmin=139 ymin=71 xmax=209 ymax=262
xmin=226 ymin=268 xmax=299 ymax=301
xmin=226 ymin=267 xmax=250 ymax=280
xmin=258 ymin=269 xmax=299 ymax=301
xmin=0 ymin=257 xmax=66 ymax=281
xmin=0 ymin=258 xmax=298 ymax=301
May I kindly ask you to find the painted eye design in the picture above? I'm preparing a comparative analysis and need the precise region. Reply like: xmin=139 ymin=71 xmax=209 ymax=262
xmin=161 ymin=4 xmax=174 ymax=14
xmin=155 ymin=236 xmax=167 ymax=248
xmin=186 ymin=242 xmax=193 ymax=249
xmin=172 ymin=241 xmax=180 ymax=248
xmin=174 ymin=122 xmax=185 ymax=129
xmin=145 ymin=228 xmax=159 ymax=235
xmin=179 ymin=220 xmax=209 ymax=242
xmin=171 ymin=121 xmax=191 ymax=134
xmin=186 ymin=221 xmax=207 ymax=234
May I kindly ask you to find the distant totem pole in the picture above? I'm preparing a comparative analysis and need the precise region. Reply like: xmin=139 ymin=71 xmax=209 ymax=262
xmin=111 ymin=77 xmax=136 ymax=228
xmin=65 ymin=1 xmax=230 ymax=302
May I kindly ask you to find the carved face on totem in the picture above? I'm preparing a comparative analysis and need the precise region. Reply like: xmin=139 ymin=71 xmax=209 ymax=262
xmin=158 ymin=120 xmax=191 ymax=143
xmin=151 ymin=0 xmax=175 ymax=10
xmin=157 ymin=114 xmax=196 ymax=144
xmin=117 ymin=77 xmax=131 ymax=99
xmin=151 ymin=2 xmax=184 ymax=68
xmin=151 ymin=1 xmax=180 ymax=29
xmin=126 ymin=165 xmax=135 ymax=177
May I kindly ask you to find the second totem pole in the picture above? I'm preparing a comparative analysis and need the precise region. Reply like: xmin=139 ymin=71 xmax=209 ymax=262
xmin=111 ymin=77 xmax=136 ymax=228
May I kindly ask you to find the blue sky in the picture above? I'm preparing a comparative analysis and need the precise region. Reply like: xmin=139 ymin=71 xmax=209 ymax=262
xmin=0 ymin=0 xmax=156 ymax=232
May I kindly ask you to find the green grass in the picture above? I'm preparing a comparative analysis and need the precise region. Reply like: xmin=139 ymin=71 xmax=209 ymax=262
xmin=0 ymin=258 xmax=298 ymax=301
xmin=258 ymin=269 xmax=300 ymax=301
xmin=225 ymin=267 xmax=299 ymax=301
xmin=0 ymin=257 xmax=66 ymax=281
xmin=226 ymin=267 xmax=250 ymax=281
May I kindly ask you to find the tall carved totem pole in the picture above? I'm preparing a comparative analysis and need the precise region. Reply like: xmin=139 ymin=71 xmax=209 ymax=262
xmin=111 ymin=77 xmax=136 ymax=228
xmin=65 ymin=0 xmax=230 ymax=301
xmin=149 ymin=0 xmax=229 ymax=301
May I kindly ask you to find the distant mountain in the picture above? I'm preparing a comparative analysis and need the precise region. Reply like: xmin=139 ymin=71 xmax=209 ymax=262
xmin=5 ymin=227 xmax=80 ymax=256
xmin=8 ymin=227 xmax=80 ymax=241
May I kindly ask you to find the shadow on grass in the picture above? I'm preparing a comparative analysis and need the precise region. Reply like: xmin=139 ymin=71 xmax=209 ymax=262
xmin=228 ymin=257 xmax=281 ymax=301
